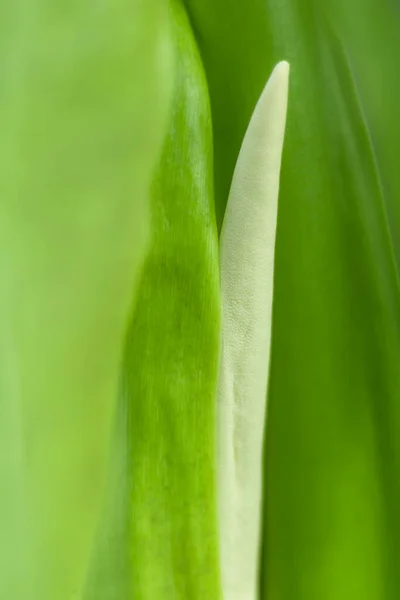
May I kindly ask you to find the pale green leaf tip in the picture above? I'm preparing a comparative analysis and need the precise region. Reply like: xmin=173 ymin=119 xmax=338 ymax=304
xmin=218 ymin=60 xmax=290 ymax=600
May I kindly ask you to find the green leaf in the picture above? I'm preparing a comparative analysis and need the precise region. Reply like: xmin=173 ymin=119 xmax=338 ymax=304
xmin=326 ymin=0 xmax=400 ymax=267
xmin=186 ymin=1 xmax=400 ymax=598
xmin=103 ymin=1 xmax=222 ymax=598
xmin=0 ymin=2 xmax=173 ymax=599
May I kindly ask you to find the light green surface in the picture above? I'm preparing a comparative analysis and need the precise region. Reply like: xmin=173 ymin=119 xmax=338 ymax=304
xmin=0 ymin=1 xmax=173 ymax=599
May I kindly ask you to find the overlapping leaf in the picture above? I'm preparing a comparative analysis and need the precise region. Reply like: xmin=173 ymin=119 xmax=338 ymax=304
xmin=113 ymin=1 xmax=222 ymax=598
xmin=186 ymin=1 xmax=400 ymax=599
